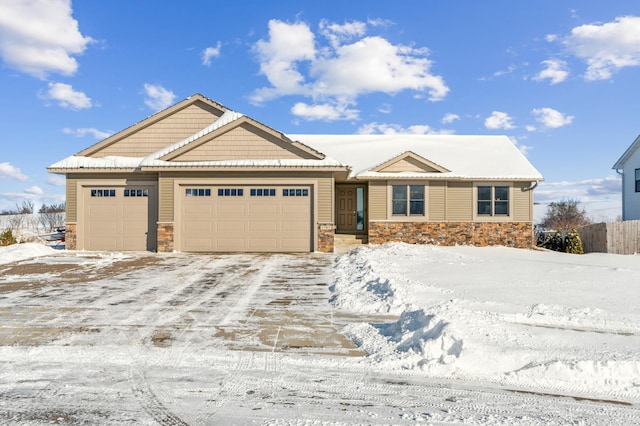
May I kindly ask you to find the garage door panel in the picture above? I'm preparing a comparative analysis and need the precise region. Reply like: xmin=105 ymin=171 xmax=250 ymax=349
xmin=216 ymin=203 xmax=245 ymax=215
xmin=247 ymin=238 xmax=279 ymax=251
xmin=248 ymin=221 xmax=278 ymax=232
xmin=83 ymin=186 xmax=153 ymax=251
xmin=282 ymin=221 xmax=310 ymax=233
xmin=181 ymin=185 xmax=312 ymax=252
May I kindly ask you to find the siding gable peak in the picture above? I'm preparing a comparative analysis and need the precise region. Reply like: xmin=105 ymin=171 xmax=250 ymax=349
xmin=372 ymin=151 xmax=450 ymax=174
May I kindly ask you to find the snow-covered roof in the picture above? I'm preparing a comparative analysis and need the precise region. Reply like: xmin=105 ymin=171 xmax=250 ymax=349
xmin=287 ymin=134 xmax=543 ymax=181
xmin=49 ymin=101 xmax=542 ymax=181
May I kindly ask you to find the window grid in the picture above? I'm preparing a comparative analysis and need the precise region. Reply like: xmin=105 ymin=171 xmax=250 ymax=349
xmin=124 ymin=189 xmax=149 ymax=197
xmin=91 ymin=189 xmax=116 ymax=197
xmin=250 ymin=188 xmax=276 ymax=197
xmin=477 ymin=186 xmax=509 ymax=216
xmin=283 ymin=188 xmax=309 ymax=197
xmin=392 ymin=185 xmax=424 ymax=216
xmin=636 ymin=168 xmax=640 ymax=192
xmin=217 ymin=188 xmax=244 ymax=197
xmin=185 ymin=188 xmax=211 ymax=197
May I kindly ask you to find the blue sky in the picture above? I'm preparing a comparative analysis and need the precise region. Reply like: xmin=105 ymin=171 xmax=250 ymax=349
xmin=1 ymin=0 xmax=639 ymax=222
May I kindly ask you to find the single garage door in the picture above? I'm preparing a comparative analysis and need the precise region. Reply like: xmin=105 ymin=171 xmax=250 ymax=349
xmin=83 ymin=186 xmax=156 ymax=251
xmin=180 ymin=185 xmax=312 ymax=252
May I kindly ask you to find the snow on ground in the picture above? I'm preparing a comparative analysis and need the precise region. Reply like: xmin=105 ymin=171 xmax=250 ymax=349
xmin=1 ymin=243 xmax=640 ymax=424
xmin=331 ymin=243 xmax=640 ymax=402
xmin=0 ymin=243 xmax=59 ymax=265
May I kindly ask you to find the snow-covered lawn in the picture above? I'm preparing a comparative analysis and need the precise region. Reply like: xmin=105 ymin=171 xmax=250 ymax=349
xmin=333 ymin=243 xmax=640 ymax=402
xmin=0 ymin=242 xmax=639 ymax=425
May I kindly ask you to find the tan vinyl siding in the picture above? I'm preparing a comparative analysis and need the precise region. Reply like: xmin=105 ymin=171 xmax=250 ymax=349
xmin=317 ymin=177 xmax=334 ymax=223
xmin=158 ymin=177 xmax=174 ymax=222
xmin=446 ymin=182 xmax=473 ymax=221
xmin=171 ymin=124 xmax=305 ymax=161
xmin=428 ymin=181 xmax=446 ymax=220
xmin=379 ymin=157 xmax=438 ymax=173
xmin=66 ymin=176 xmax=78 ymax=222
xmin=368 ymin=181 xmax=388 ymax=220
xmin=92 ymin=103 xmax=223 ymax=158
xmin=513 ymin=182 xmax=533 ymax=222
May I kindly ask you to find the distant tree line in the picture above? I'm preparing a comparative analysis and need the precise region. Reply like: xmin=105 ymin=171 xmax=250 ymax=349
xmin=1 ymin=201 xmax=65 ymax=232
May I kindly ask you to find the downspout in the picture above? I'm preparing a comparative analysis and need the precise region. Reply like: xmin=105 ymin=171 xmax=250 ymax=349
xmin=523 ymin=181 xmax=539 ymax=191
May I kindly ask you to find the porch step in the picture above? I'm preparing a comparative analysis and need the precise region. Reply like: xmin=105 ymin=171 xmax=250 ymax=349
xmin=334 ymin=234 xmax=368 ymax=254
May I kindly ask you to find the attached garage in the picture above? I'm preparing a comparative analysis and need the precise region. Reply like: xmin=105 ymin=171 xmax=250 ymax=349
xmin=179 ymin=185 xmax=312 ymax=252
xmin=82 ymin=186 xmax=157 ymax=251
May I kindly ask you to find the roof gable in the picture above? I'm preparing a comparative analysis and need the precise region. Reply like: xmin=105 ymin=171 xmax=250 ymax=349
xmin=613 ymin=134 xmax=640 ymax=169
xmin=372 ymin=151 xmax=450 ymax=173
xmin=77 ymin=94 xmax=228 ymax=158
xmin=157 ymin=114 xmax=324 ymax=162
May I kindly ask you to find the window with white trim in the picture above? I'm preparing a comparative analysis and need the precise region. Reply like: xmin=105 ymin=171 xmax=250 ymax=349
xmin=477 ymin=186 xmax=509 ymax=216
xmin=635 ymin=168 xmax=640 ymax=192
xmin=392 ymin=185 xmax=424 ymax=215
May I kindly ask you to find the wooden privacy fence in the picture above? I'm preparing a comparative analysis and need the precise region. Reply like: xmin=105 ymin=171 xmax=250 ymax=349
xmin=578 ymin=220 xmax=640 ymax=255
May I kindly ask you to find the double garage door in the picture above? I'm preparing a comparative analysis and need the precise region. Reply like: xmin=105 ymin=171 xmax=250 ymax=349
xmin=180 ymin=185 xmax=312 ymax=252
xmin=82 ymin=186 xmax=156 ymax=251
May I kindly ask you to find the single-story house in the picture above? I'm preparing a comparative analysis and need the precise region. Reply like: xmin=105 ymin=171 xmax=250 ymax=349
xmin=613 ymin=135 xmax=640 ymax=220
xmin=48 ymin=94 xmax=543 ymax=253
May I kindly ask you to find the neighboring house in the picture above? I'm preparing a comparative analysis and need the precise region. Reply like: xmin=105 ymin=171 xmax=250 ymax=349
xmin=48 ymin=94 xmax=543 ymax=253
xmin=613 ymin=135 xmax=640 ymax=220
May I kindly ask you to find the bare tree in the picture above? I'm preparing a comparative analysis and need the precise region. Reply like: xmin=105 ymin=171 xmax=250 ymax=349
xmin=542 ymin=199 xmax=591 ymax=232
xmin=38 ymin=202 xmax=66 ymax=231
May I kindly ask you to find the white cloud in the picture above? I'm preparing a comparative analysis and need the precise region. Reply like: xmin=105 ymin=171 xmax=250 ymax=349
xmin=441 ymin=113 xmax=460 ymax=124
xmin=357 ymin=122 xmax=452 ymax=135
xmin=0 ymin=162 xmax=28 ymax=181
xmin=143 ymin=84 xmax=176 ymax=111
xmin=291 ymin=102 xmax=359 ymax=121
xmin=24 ymin=186 xmax=43 ymax=196
xmin=484 ymin=111 xmax=515 ymax=130
xmin=534 ymin=176 xmax=622 ymax=223
xmin=250 ymin=19 xmax=449 ymax=117
xmin=63 ymin=127 xmax=112 ymax=139
xmin=534 ymin=59 xmax=569 ymax=84
xmin=531 ymin=107 xmax=574 ymax=129
xmin=510 ymin=137 xmax=533 ymax=157
xmin=563 ymin=16 xmax=640 ymax=80
xmin=44 ymin=82 xmax=92 ymax=109
xmin=0 ymin=0 xmax=92 ymax=78
xmin=319 ymin=19 xmax=367 ymax=49
xmin=202 ymin=42 xmax=222 ymax=66
xmin=378 ymin=103 xmax=392 ymax=114
xmin=46 ymin=175 xmax=66 ymax=186
xmin=525 ymin=125 xmax=537 ymax=132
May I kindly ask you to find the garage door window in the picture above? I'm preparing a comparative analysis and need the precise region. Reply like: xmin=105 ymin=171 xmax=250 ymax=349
xmin=250 ymin=188 xmax=276 ymax=196
xmin=91 ymin=189 xmax=116 ymax=197
xmin=124 ymin=189 xmax=148 ymax=197
xmin=186 ymin=188 xmax=211 ymax=197
xmin=283 ymin=188 xmax=309 ymax=197
xmin=217 ymin=188 xmax=244 ymax=196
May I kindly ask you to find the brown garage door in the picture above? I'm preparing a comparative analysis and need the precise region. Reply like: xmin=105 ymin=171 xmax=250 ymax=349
xmin=180 ymin=185 xmax=312 ymax=252
xmin=83 ymin=186 xmax=156 ymax=251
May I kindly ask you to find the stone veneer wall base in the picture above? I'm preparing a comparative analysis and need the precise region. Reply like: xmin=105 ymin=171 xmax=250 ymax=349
xmin=65 ymin=223 xmax=77 ymax=250
xmin=368 ymin=221 xmax=534 ymax=248
xmin=157 ymin=223 xmax=175 ymax=252
xmin=317 ymin=223 xmax=335 ymax=253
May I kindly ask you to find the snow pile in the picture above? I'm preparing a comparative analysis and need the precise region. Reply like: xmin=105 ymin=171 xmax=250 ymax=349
xmin=0 ymin=242 xmax=58 ymax=265
xmin=332 ymin=243 xmax=640 ymax=400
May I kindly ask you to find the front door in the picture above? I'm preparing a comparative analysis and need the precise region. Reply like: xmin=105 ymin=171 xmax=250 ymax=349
xmin=336 ymin=185 xmax=366 ymax=233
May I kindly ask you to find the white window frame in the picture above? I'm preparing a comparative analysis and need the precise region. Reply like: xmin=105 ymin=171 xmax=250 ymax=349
xmin=387 ymin=182 xmax=428 ymax=220
xmin=473 ymin=182 xmax=513 ymax=222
